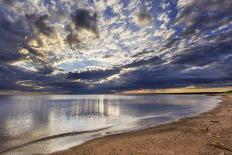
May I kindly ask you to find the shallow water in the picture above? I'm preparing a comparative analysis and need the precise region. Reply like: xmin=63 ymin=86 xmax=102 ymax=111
xmin=0 ymin=95 xmax=219 ymax=155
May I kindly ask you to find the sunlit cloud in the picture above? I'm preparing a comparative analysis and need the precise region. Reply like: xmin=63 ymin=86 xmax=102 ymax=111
xmin=0 ymin=0 xmax=231 ymax=93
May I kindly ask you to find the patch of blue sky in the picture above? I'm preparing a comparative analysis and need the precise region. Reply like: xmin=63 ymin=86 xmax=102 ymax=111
xmin=57 ymin=59 xmax=110 ymax=73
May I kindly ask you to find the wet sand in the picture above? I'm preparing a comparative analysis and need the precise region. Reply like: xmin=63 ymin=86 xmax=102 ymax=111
xmin=52 ymin=94 xmax=232 ymax=155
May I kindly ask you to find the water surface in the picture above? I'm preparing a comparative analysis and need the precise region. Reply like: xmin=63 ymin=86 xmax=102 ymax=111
xmin=0 ymin=95 xmax=219 ymax=155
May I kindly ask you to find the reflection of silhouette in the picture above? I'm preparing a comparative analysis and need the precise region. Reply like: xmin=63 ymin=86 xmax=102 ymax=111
xmin=73 ymin=98 xmax=120 ymax=117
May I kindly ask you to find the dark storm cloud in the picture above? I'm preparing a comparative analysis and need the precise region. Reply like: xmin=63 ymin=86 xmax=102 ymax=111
xmin=71 ymin=9 xmax=99 ymax=36
xmin=0 ymin=63 xmax=69 ymax=93
xmin=0 ymin=5 xmax=51 ymax=63
xmin=26 ymin=14 xmax=54 ymax=36
xmin=97 ymin=63 xmax=232 ymax=93
xmin=173 ymin=31 xmax=232 ymax=66
xmin=23 ymin=14 xmax=57 ymax=57
xmin=124 ymin=56 xmax=163 ymax=68
xmin=176 ymin=0 xmax=232 ymax=37
xmin=48 ymin=81 xmax=95 ymax=94
xmin=0 ymin=10 xmax=26 ymax=62
xmin=0 ymin=64 xmax=36 ymax=91
xmin=65 ymin=28 xmax=80 ymax=49
xmin=1 ymin=0 xmax=15 ymax=5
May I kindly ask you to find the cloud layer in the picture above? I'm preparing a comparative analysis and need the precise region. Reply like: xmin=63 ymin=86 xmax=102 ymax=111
xmin=0 ymin=0 xmax=231 ymax=93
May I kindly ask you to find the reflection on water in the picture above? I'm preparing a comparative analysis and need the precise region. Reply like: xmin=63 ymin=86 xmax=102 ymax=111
xmin=75 ymin=98 xmax=120 ymax=116
xmin=0 ymin=95 xmax=219 ymax=155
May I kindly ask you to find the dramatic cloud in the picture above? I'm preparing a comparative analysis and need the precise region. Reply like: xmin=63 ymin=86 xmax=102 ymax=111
xmin=71 ymin=9 xmax=99 ymax=36
xmin=0 ymin=0 xmax=231 ymax=94
xmin=134 ymin=7 xmax=152 ymax=26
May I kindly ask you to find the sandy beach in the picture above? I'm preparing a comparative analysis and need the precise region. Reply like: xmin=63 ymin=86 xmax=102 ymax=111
xmin=52 ymin=94 xmax=232 ymax=155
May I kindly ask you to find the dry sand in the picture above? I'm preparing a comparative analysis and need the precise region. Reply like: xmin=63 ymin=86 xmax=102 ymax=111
xmin=52 ymin=95 xmax=232 ymax=155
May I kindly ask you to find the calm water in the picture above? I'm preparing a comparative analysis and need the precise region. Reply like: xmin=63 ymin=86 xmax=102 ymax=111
xmin=0 ymin=95 xmax=219 ymax=155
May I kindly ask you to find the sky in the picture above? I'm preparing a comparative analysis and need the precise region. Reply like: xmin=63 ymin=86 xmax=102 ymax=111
xmin=0 ymin=0 xmax=231 ymax=94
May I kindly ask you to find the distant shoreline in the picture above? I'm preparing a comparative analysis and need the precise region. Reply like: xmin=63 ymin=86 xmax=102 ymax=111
xmin=121 ymin=87 xmax=232 ymax=95
xmin=52 ymin=94 xmax=232 ymax=155
xmin=0 ymin=91 xmax=231 ymax=96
